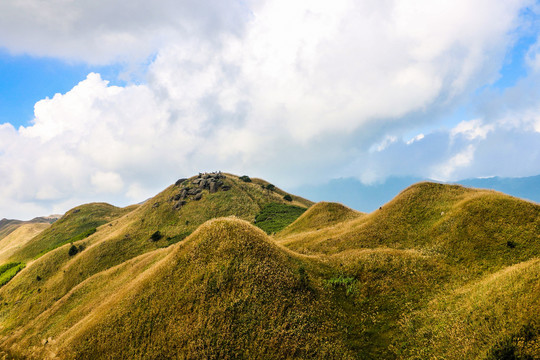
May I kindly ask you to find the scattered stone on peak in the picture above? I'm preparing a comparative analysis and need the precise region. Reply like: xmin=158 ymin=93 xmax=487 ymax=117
xmin=170 ymin=172 xmax=228 ymax=208
xmin=175 ymin=178 xmax=188 ymax=186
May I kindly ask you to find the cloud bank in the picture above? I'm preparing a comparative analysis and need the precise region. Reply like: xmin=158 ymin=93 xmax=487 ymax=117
xmin=0 ymin=0 xmax=539 ymax=218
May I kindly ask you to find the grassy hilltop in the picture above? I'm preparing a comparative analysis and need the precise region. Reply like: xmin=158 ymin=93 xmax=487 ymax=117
xmin=0 ymin=174 xmax=537 ymax=359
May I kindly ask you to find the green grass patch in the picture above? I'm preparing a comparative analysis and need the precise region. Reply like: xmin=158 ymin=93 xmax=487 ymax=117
xmin=10 ymin=202 xmax=128 ymax=262
xmin=164 ymin=231 xmax=192 ymax=247
xmin=35 ymin=227 xmax=97 ymax=259
xmin=0 ymin=262 xmax=25 ymax=287
xmin=254 ymin=202 xmax=307 ymax=234
xmin=325 ymin=275 xmax=357 ymax=296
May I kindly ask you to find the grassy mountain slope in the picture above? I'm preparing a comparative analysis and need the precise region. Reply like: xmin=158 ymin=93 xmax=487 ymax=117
xmin=0 ymin=223 xmax=50 ymax=263
xmin=0 ymin=177 xmax=537 ymax=359
xmin=0 ymin=216 xmax=57 ymax=245
xmin=280 ymin=202 xmax=363 ymax=236
xmin=394 ymin=258 xmax=540 ymax=359
xmin=0 ymin=174 xmax=314 ymax=358
xmin=280 ymin=183 xmax=539 ymax=274
xmin=0 ymin=219 xmax=24 ymax=241
xmin=276 ymin=182 xmax=539 ymax=358
xmin=52 ymin=218 xmax=351 ymax=359
xmin=8 ymin=203 xmax=131 ymax=262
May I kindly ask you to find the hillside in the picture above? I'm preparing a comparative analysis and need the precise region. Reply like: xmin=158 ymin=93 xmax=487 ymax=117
xmin=0 ymin=223 xmax=50 ymax=263
xmin=0 ymin=175 xmax=537 ymax=359
xmin=0 ymin=216 xmax=58 ymax=244
xmin=292 ymin=175 xmax=540 ymax=213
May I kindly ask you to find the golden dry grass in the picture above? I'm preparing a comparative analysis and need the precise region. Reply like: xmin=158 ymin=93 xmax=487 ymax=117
xmin=50 ymin=218 xmax=352 ymax=359
xmin=0 ymin=178 xmax=537 ymax=359
xmin=0 ymin=223 xmax=50 ymax=263
xmin=279 ymin=201 xmax=363 ymax=236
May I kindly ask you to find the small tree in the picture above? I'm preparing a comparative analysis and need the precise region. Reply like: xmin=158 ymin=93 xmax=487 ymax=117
xmin=283 ymin=194 xmax=293 ymax=202
xmin=265 ymin=184 xmax=275 ymax=191
xmin=150 ymin=231 xmax=163 ymax=242
xmin=239 ymin=175 xmax=252 ymax=182
xmin=68 ymin=244 xmax=79 ymax=256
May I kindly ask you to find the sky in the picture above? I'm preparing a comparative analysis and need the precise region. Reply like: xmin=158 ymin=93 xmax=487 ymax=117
xmin=1 ymin=0 xmax=540 ymax=219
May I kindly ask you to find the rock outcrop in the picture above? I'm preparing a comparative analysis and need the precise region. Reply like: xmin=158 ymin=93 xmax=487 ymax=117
xmin=170 ymin=172 xmax=228 ymax=209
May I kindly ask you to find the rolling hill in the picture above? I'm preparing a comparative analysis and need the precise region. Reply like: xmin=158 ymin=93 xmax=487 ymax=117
xmin=0 ymin=173 xmax=537 ymax=359
xmin=293 ymin=174 xmax=540 ymax=213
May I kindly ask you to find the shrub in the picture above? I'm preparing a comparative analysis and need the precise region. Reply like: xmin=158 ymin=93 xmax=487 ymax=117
xmin=239 ymin=175 xmax=252 ymax=182
xmin=265 ymin=184 xmax=275 ymax=191
xmin=150 ymin=231 xmax=163 ymax=242
xmin=283 ymin=194 xmax=293 ymax=202
xmin=68 ymin=245 xmax=79 ymax=256
xmin=507 ymin=240 xmax=517 ymax=248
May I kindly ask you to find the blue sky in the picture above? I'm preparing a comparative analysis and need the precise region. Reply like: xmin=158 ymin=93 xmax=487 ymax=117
xmin=0 ymin=50 xmax=126 ymax=127
xmin=0 ymin=0 xmax=539 ymax=219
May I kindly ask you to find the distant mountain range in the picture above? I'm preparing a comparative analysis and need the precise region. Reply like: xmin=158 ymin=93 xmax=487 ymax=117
xmin=0 ymin=215 xmax=60 ymax=239
xmin=292 ymin=175 xmax=540 ymax=213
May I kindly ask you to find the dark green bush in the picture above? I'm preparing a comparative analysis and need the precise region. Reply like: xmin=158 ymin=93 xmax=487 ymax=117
xmin=68 ymin=245 xmax=79 ymax=256
xmin=239 ymin=175 xmax=252 ymax=182
xmin=150 ymin=231 xmax=163 ymax=242
xmin=283 ymin=194 xmax=293 ymax=202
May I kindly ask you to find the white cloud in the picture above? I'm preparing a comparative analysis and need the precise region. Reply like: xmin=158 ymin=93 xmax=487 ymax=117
xmin=91 ymin=171 xmax=124 ymax=193
xmin=0 ymin=0 xmax=255 ymax=64
xmin=432 ymin=144 xmax=476 ymax=180
xmin=370 ymin=136 xmax=398 ymax=153
xmin=450 ymin=119 xmax=494 ymax=140
xmin=406 ymin=133 xmax=425 ymax=145
xmin=0 ymin=0 xmax=538 ymax=219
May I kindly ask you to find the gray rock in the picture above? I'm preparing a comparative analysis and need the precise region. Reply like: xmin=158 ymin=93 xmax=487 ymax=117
xmin=221 ymin=185 xmax=231 ymax=191
xmin=180 ymin=189 xmax=187 ymax=200
xmin=174 ymin=200 xmax=186 ymax=209
xmin=209 ymin=181 xmax=217 ymax=193
xmin=152 ymin=202 xmax=160 ymax=208
xmin=193 ymin=193 xmax=203 ymax=201
xmin=175 ymin=178 xmax=187 ymax=186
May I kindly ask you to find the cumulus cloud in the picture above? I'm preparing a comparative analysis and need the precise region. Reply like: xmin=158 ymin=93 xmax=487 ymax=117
xmin=0 ymin=0 xmax=539 ymax=218
xmin=347 ymin=114 xmax=540 ymax=184
xmin=450 ymin=119 xmax=494 ymax=140
xmin=0 ymin=0 xmax=255 ymax=64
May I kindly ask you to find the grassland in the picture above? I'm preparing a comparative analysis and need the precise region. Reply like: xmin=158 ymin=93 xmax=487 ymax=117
xmin=0 ymin=176 xmax=537 ymax=359
xmin=0 ymin=223 xmax=50 ymax=263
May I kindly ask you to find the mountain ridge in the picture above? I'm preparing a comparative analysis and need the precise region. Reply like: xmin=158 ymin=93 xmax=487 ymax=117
xmin=292 ymin=174 xmax=540 ymax=213
xmin=0 ymin=173 xmax=537 ymax=359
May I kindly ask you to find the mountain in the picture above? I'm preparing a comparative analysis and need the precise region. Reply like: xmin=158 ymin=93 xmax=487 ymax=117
xmin=0 ymin=215 xmax=59 ymax=240
xmin=458 ymin=175 xmax=540 ymax=203
xmin=0 ymin=216 xmax=61 ymax=263
xmin=292 ymin=174 xmax=540 ymax=212
xmin=0 ymin=173 xmax=537 ymax=359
